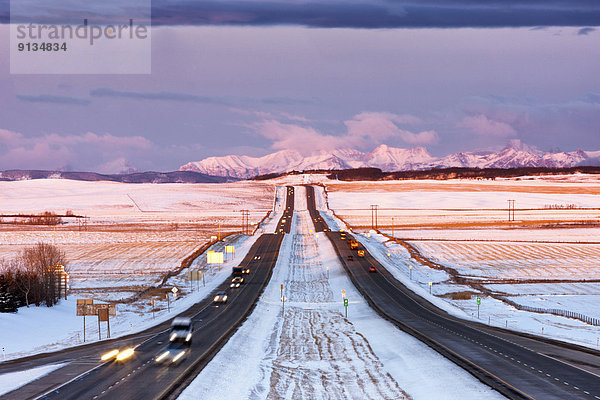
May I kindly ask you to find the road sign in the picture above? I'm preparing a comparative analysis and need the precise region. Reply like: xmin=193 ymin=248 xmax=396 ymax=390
xmin=172 ymin=286 xmax=179 ymax=294
xmin=477 ymin=297 xmax=481 ymax=305
xmin=225 ymin=245 xmax=235 ymax=254
xmin=188 ymin=270 xmax=202 ymax=281
xmin=98 ymin=308 xmax=109 ymax=322
xmin=344 ymin=298 xmax=348 ymax=307
xmin=207 ymin=251 xmax=224 ymax=264
xmin=76 ymin=298 xmax=93 ymax=315
xmin=78 ymin=303 xmax=116 ymax=317
xmin=341 ymin=289 xmax=346 ymax=298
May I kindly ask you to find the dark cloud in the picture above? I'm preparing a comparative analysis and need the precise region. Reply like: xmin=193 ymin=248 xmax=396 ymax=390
xmin=90 ymin=88 xmax=232 ymax=105
xmin=2 ymin=1 xmax=600 ymax=27
xmin=147 ymin=1 xmax=600 ymax=28
xmin=89 ymin=88 xmax=313 ymax=106
xmin=16 ymin=94 xmax=91 ymax=106
xmin=578 ymin=27 xmax=596 ymax=35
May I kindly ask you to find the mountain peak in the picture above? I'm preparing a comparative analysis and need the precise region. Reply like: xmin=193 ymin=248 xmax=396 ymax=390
xmin=179 ymin=142 xmax=597 ymax=179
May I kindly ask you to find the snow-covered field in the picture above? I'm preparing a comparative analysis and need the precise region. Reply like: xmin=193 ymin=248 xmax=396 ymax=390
xmin=411 ymin=240 xmax=600 ymax=280
xmin=179 ymin=186 xmax=505 ymax=400
xmin=0 ymin=179 xmax=274 ymax=218
xmin=0 ymin=180 xmax=280 ymax=360
xmin=326 ymin=177 xmax=600 ymax=232
xmin=320 ymin=177 xmax=600 ymax=349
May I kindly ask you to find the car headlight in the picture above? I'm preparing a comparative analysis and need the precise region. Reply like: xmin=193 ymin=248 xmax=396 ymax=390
xmin=223 ymin=296 xmax=228 ymax=301
xmin=172 ymin=351 xmax=186 ymax=363
xmin=101 ymin=349 xmax=119 ymax=361
xmin=116 ymin=348 xmax=135 ymax=361
xmin=214 ymin=296 xmax=219 ymax=301
xmin=155 ymin=351 xmax=170 ymax=362
xmin=186 ymin=333 xmax=192 ymax=341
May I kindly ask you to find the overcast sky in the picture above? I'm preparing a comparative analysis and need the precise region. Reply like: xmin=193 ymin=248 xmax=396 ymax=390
xmin=0 ymin=1 xmax=599 ymax=172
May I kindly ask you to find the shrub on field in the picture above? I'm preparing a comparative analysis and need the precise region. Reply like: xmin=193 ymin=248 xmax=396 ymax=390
xmin=0 ymin=243 xmax=68 ymax=311
xmin=445 ymin=291 xmax=473 ymax=300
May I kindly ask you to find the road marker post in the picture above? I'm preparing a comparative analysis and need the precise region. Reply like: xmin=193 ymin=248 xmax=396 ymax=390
xmin=326 ymin=266 xmax=329 ymax=279
xmin=476 ymin=296 xmax=481 ymax=319
xmin=409 ymin=265 xmax=413 ymax=280
xmin=282 ymin=296 xmax=286 ymax=313
xmin=429 ymin=282 xmax=432 ymax=294
xmin=344 ymin=298 xmax=348 ymax=318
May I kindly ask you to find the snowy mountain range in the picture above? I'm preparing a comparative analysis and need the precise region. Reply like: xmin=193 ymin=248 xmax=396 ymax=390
xmin=179 ymin=140 xmax=600 ymax=179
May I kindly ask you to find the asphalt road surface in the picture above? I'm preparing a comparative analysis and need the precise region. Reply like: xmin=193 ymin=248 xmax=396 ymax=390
xmin=305 ymin=185 xmax=600 ymax=400
xmin=1 ymin=186 xmax=294 ymax=400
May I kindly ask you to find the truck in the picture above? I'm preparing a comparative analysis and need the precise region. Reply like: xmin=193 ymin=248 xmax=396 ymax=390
xmin=232 ymin=265 xmax=250 ymax=275
xmin=350 ymin=240 xmax=359 ymax=250
xmin=169 ymin=317 xmax=193 ymax=345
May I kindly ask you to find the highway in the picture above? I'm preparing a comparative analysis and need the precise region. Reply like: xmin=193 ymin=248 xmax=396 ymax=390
xmin=1 ymin=186 xmax=294 ymax=400
xmin=305 ymin=185 xmax=600 ymax=400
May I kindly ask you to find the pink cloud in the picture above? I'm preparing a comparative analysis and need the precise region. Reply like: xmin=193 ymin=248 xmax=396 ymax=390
xmin=249 ymin=111 xmax=438 ymax=155
xmin=459 ymin=114 xmax=518 ymax=137
xmin=0 ymin=128 xmax=152 ymax=170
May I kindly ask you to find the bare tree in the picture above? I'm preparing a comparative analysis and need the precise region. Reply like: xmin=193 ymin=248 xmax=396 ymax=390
xmin=13 ymin=256 xmax=35 ymax=307
xmin=22 ymin=243 xmax=67 ymax=307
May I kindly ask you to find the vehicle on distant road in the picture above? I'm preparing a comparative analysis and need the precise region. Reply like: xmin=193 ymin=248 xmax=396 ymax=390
xmin=154 ymin=342 xmax=190 ymax=365
xmin=350 ymin=240 xmax=359 ymax=250
xmin=213 ymin=291 xmax=228 ymax=303
xmin=230 ymin=277 xmax=244 ymax=288
xmin=169 ymin=317 xmax=193 ymax=345
xmin=347 ymin=255 xmax=354 ymax=261
xmin=369 ymin=265 xmax=377 ymax=273
xmin=232 ymin=265 xmax=250 ymax=275
xmin=357 ymin=250 xmax=365 ymax=257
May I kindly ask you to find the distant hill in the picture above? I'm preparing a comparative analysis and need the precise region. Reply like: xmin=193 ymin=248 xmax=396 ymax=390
xmin=180 ymin=140 xmax=600 ymax=179
xmin=0 ymin=170 xmax=233 ymax=184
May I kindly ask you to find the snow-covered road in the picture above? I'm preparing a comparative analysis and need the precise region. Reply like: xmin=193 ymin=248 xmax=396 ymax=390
xmin=179 ymin=187 xmax=505 ymax=400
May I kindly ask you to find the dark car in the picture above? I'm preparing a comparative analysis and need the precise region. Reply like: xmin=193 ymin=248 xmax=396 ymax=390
xmin=230 ymin=277 xmax=244 ymax=288
xmin=213 ymin=291 xmax=228 ymax=303
xmin=369 ymin=265 xmax=377 ymax=273
xmin=347 ymin=255 xmax=354 ymax=261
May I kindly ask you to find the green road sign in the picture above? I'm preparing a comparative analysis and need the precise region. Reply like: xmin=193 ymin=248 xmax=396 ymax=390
xmin=476 ymin=297 xmax=481 ymax=305
xmin=344 ymin=298 xmax=348 ymax=307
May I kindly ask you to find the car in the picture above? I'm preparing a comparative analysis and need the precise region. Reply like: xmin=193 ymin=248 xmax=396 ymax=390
xmin=357 ymin=250 xmax=365 ymax=257
xmin=232 ymin=265 xmax=250 ymax=275
xmin=369 ymin=265 xmax=377 ymax=273
xmin=347 ymin=255 xmax=354 ymax=261
xmin=169 ymin=317 xmax=193 ymax=344
xmin=213 ymin=291 xmax=228 ymax=303
xmin=155 ymin=342 xmax=190 ymax=365
xmin=230 ymin=277 xmax=244 ymax=288
xmin=254 ymin=255 xmax=261 ymax=261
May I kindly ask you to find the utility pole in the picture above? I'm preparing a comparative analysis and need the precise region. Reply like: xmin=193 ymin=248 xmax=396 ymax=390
xmin=507 ymin=200 xmax=515 ymax=222
xmin=392 ymin=217 xmax=394 ymax=238
xmin=241 ymin=210 xmax=250 ymax=235
xmin=370 ymin=205 xmax=379 ymax=230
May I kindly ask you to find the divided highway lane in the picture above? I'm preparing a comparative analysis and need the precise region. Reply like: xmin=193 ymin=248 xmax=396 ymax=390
xmin=1 ymin=186 xmax=294 ymax=400
xmin=305 ymin=185 xmax=600 ymax=400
